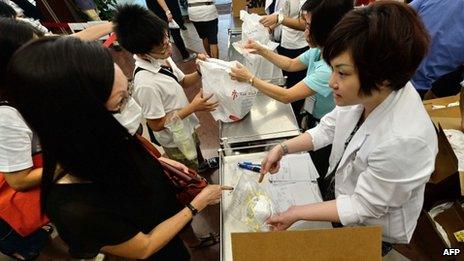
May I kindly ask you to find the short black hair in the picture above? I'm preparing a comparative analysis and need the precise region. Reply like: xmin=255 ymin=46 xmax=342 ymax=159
xmin=113 ymin=4 xmax=168 ymax=54
xmin=0 ymin=2 xmax=16 ymax=18
xmin=323 ymin=1 xmax=430 ymax=95
xmin=301 ymin=0 xmax=353 ymax=47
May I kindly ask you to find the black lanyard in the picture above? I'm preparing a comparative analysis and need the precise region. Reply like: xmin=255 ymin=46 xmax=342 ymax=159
xmin=321 ymin=115 xmax=364 ymax=201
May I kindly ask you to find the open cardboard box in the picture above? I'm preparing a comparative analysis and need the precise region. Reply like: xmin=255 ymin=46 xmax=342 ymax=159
xmin=396 ymin=202 xmax=464 ymax=260
xmin=423 ymin=95 xmax=464 ymax=196
xmin=230 ymin=226 xmax=382 ymax=261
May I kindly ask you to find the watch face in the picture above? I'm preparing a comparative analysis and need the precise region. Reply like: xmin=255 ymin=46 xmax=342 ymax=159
xmin=187 ymin=203 xmax=198 ymax=215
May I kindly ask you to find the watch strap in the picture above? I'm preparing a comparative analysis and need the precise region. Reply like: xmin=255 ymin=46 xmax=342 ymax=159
xmin=279 ymin=142 xmax=289 ymax=155
xmin=186 ymin=202 xmax=198 ymax=216
xmin=277 ymin=14 xmax=284 ymax=25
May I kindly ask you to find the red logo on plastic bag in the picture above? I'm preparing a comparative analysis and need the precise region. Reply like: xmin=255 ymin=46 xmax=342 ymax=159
xmin=231 ymin=90 xmax=238 ymax=100
xmin=229 ymin=115 xmax=240 ymax=121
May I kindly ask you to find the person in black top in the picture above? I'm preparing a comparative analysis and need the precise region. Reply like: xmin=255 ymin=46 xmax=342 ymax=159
xmin=4 ymin=36 xmax=225 ymax=259
xmin=145 ymin=0 xmax=196 ymax=62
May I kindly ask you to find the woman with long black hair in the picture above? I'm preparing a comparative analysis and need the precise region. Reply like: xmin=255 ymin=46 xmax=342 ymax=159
xmin=5 ymin=36 xmax=224 ymax=260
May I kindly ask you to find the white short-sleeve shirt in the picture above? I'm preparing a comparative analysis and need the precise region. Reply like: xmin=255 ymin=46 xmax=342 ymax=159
xmin=0 ymin=105 xmax=41 ymax=173
xmin=132 ymin=56 xmax=200 ymax=148
xmin=279 ymin=0 xmax=307 ymax=50
xmin=187 ymin=0 xmax=218 ymax=22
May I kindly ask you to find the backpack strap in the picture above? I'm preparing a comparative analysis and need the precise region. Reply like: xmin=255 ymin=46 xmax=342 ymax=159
xmin=134 ymin=66 xmax=178 ymax=83
xmin=133 ymin=67 xmax=146 ymax=77
xmin=133 ymin=67 xmax=162 ymax=146
xmin=158 ymin=66 xmax=179 ymax=82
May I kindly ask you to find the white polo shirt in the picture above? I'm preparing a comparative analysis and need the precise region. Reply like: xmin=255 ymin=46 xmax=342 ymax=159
xmin=132 ymin=55 xmax=200 ymax=148
xmin=279 ymin=0 xmax=307 ymax=50
xmin=187 ymin=0 xmax=218 ymax=22
xmin=0 ymin=105 xmax=41 ymax=173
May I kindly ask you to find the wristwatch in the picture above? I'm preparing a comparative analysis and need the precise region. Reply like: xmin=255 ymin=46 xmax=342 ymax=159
xmin=248 ymin=76 xmax=255 ymax=86
xmin=277 ymin=13 xmax=285 ymax=25
xmin=279 ymin=141 xmax=289 ymax=155
xmin=186 ymin=202 xmax=198 ymax=216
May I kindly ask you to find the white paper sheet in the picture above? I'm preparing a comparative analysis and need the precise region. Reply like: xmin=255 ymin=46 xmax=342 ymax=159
xmin=268 ymin=153 xmax=319 ymax=183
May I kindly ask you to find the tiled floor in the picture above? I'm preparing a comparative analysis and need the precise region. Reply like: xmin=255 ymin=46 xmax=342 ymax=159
xmin=1 ymin=10 xmax=410 ymax=261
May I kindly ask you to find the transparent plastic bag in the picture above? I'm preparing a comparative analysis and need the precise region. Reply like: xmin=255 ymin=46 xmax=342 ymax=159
xmin=164 ymin=112 xmax=197 ymax=160
xmin=228 ymin=170 xmax=276 ymax=231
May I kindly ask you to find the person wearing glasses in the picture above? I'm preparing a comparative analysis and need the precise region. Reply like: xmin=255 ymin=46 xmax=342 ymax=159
xmin=230 ymin=0 xmax=353 ymax=129
xmin=230 ymin=0 xmax=353 ymax=176
xmin=114 ymin=5 xmax=220 ymax=173
xmin=4 ymin=36 xmax=227 ymax=260
xmin=0 ymin=17 xmax=115 ymax=260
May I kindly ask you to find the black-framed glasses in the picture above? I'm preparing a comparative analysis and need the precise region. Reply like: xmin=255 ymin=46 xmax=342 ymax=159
xmin=114 ymin=80 xmax=134 ymax=114
xmin=150 ymin=32 xmax=171 ymax=55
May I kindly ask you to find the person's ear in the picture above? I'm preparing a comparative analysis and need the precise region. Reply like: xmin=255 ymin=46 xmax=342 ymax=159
xmin=137 ymin=53 xmax=149 ymax=60
xmin=377 ymin=80 xmax=391 ymax=90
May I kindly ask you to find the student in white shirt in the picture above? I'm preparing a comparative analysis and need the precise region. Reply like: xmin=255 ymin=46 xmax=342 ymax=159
xmin=114 ymin=5 xmax=219 ymax=172
xmin=260 ymin=2 xmax=437 ymax=253
xmin=187 ymin=0 xmax=219 ymax=58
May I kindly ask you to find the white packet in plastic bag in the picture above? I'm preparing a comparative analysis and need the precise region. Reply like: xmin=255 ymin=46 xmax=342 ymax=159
xmin=228 ymin=170 xmax=276 ymax=232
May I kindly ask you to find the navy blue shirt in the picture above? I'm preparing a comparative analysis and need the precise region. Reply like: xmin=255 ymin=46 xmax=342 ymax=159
xmin=410 ymin=0 xmax=464 ymax=92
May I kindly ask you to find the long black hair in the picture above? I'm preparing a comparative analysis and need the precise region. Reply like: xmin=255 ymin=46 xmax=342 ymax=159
xmin=5 ymin=37 xmax=157 ymax=211
xmin=0 ymin=18 xmax=34 ymax=93
xmin=0 ymin=2 xmax=16 ymax=18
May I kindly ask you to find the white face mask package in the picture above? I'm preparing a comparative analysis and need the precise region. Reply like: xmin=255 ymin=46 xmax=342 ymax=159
xmin=226 ymin=169 xmax=276 ymax=232
xmin=198 ymin=58 xmax=257 ymax=122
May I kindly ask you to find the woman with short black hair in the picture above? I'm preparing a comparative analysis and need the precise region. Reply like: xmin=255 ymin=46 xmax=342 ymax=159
xmin=260 ymin=1 xmax=437 ymax=253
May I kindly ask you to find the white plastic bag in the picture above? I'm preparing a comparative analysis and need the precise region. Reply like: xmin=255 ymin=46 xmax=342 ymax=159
xmin=237 ymin=10 xmax=283 ymax=81
xmin=168 ymin=20 xmax=180 ymax=29
xmin=198 ymin=58 xmax=257 ymax=122
xmin=240 ymin=10 xmax=270 ymax=45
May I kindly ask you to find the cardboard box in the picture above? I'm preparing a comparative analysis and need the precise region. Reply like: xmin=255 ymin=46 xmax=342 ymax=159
xmin=231 ymin=0 xmax=266 ymax=17
xmin=423 ymin=95 xmax=464 ymax=195
xmin=394 ymin=96 xmax=464 ymax=260
xmin=396 ymin=202 xmax=464 ymax=260
xmin=231 ymin=226 xmax=382 ymax=261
